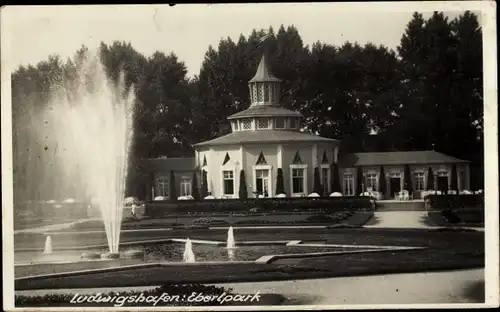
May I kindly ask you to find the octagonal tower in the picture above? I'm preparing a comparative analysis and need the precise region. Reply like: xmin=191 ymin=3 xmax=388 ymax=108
xmin=193 ymin=54 xmax=340 ymax=199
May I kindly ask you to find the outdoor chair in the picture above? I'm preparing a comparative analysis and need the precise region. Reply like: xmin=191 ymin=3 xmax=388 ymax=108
xmin=401 ymin=190 xmax=410 ymax=200
xmin=395 ymin=191 xmax=403 ymax=200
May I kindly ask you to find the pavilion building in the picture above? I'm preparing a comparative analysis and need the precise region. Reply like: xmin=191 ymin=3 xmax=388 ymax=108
xmin=143 ymin=55 xmax=471 ymax=200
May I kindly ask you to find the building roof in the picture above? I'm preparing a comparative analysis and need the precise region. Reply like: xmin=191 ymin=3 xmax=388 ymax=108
xmin=227 ymin=105 xmax=303 ymax=119
xmin=193 ymin=130 xmax=339 ymax=148
xmin=249 ymin=54 xmax=282 ymax=83
xmin=338 ymin=150 xmax=469 ymax=167
xmin=144 ymin=157 xmax=195 ymax=172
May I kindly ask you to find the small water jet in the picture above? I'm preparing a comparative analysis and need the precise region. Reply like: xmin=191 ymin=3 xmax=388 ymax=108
xmin=183 ymin=238 xmax=196 ymax=263
xmin=43 ymin=236 xmax=52 ymax=254
xmin=227 ymin=226 xmax=236 ymax=249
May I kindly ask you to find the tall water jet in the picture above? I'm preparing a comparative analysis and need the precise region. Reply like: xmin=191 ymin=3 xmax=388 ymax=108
xmin=227 ymin=248 xmax=235 ymax=261
xmin=183 ymin=238 xmax=195 ymax=263
xmin=43 ymin=236 xmax=52 ymax=254
xmin=17 ymin=49 xmax=135 ymax=255
xmin=227 ymin=226 xmax=236 ymax=249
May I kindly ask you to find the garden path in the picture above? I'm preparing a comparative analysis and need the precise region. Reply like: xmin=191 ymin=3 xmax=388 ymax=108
xmin=364 ymin=211 xmax=430 ymax=229
xmin=217 ymin=268 xmax=485 ymax=305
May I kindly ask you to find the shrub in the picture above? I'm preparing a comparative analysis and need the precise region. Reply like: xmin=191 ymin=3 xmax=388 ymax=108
xmin=430 ymin=227 xmax=478 ymax=232
xmin=191 ymin=217 xmax=231 ymax=226
xmin=404 ymin=164 xmax=413 ymax=194
xmin=192 ymin=171 xmax=200 ymax=200
xmin=331 ymin=163 xmax=341 ymax=193
xmin=442 ymin=209 xmax=461 ymax=223
xmin=122 ymin=216 xmax=139 ymax=223
xmin=239 ymin=170 xmax=248 ymax=199
xmin=379 ymin=166 xmax=386 ymax=199
xmin=15 ymin=284 xmax=233 ymax=307
xmin=275 ymin=168 xmax=285 ymax=195
xmin=170 ymin=171 xmax=177 ymax=201
xmin=201 ymin=170 xmax=209 ymax=199
xmin=424 ymin=194 xmax=484 ymax=211
xmin=69 ymin=219 xmax=104 ymax=230
xmin=313 ymin=167 xmax=322 ymax=194
xmin=144 ymin=196 xmax=373 ymax=217
xmin=306 ymin=214 xmax=336 ymax=222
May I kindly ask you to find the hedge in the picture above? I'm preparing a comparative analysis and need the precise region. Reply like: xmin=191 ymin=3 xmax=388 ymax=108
xmin=424 ymin=194 xmax=484 ymax=210
xmin=144 ymin=197 xmax=373 ymax=217
xmin=15 ymin=284 xmax=232 ymax=307
xmin=16 ymin=202 xmax=90 ymax=219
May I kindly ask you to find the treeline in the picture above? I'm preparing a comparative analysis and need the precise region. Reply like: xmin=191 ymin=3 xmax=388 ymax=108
xmin=11 ymin=11 xmax=484 ymax=199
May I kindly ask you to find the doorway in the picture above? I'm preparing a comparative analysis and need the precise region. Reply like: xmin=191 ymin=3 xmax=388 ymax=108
xmin=390 ymin=178 xmax=401 ymax=198
xmin=343 ymin=174 xmax=355 ymax=196
xmin=255 ymin=169 xmax=270 ymax=197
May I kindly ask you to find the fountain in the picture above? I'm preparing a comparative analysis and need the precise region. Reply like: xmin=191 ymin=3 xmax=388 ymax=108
xmin=15 ymin=49 xmax=135 ymax=258
xmin=43 ymin=236 xmax=52 ymax=254
xmin=183 ymin=238 xmax=196 ymax=263
xmin=227 ymin=226 xmax=236 ymax=249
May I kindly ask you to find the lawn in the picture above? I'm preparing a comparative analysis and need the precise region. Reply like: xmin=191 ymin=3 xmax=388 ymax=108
xmin=427 ymin=210 xmax=484 ymax=228
xmin=14 ymin=227 xmax=484 ymax=290
xmin=18 ymin=211 xmax=374 ymax=233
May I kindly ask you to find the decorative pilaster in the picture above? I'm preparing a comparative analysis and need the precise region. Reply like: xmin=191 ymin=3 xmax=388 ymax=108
xmin=277 ymin=144 xmax=283 ymax=168
xmin=312 ymin=144 xmax=318 ymax=167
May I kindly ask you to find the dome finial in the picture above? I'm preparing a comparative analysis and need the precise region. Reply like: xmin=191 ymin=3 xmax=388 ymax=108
xmin=249 ymin=54 xmax=281 ymax=83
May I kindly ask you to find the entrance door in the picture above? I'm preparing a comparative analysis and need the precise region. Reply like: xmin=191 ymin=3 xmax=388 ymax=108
xmin=343 ymin=174 xmax=355 ymax=196
xmin=255 ymin=169 xmax=270 ymax=197
xmin=437 ymin=176 xmax=448 ymax=194
xmin=390 ymin=178 xmax=401 ymax=198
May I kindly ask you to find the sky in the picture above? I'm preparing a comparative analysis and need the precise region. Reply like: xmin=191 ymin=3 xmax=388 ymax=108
xmin=3 ymin=3 xmax=476 ymax=78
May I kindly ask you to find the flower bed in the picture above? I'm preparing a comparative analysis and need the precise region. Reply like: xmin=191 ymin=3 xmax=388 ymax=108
xmin=15 ymin=284 xmax=236 ymax=307
xmin=145 ymin=197 xmax=372 ymax=217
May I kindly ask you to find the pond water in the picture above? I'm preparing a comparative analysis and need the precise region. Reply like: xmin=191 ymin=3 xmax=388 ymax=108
xmin=14 ymin=243 xmax=354 ymax=264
